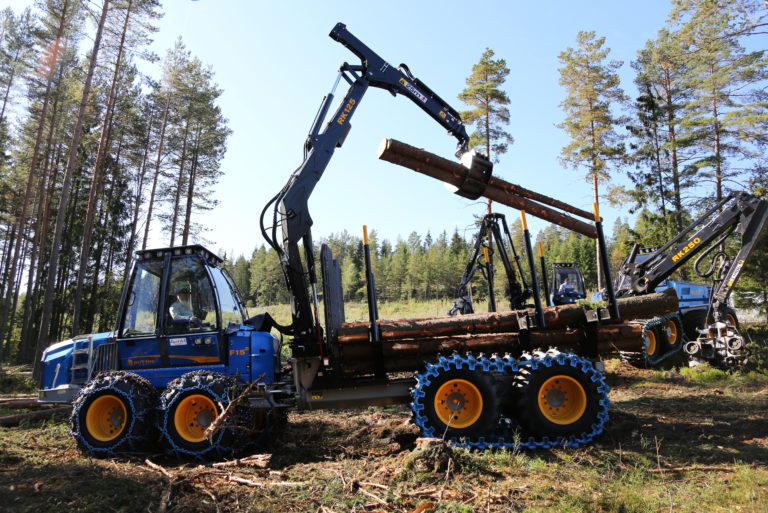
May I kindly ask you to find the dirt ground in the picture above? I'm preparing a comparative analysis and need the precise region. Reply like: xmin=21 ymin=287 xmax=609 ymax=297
xmin=1 ymin=359 xmax=768 ymax=513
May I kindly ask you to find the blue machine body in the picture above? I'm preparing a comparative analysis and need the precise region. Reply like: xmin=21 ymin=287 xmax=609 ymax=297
xmin=655 ymin=280 xmax=710 ymax=310
xmin=591 ymin=279 xmax=712 ymax=312
xmin=39 ymin=326 xmax=277 ymax=402
xmin=38 ymin=245 xmax=279 ymax=403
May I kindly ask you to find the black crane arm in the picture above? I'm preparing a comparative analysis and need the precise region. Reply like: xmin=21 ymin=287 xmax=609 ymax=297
xmin=329 ymin=23 xmax=469 ymax=156
xmin=259 ymin=23 xmax=472 ymax=354
xmin=615 ymin=192 xmax=768 ymax=319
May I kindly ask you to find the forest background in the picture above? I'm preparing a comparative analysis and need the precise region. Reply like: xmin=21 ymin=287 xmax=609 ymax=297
xmin=0 ymin=0 xmax=767 ymax=368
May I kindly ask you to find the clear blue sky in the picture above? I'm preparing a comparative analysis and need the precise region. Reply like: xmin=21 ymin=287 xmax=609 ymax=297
xmin=9 ymin=0 xmax=676 ymax=259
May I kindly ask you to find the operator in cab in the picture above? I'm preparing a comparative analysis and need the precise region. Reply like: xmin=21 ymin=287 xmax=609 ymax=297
xmin=558 ymin=278 xmax=574 ymax=295
xmin=170 ymin=286 xmax=200 ymax=325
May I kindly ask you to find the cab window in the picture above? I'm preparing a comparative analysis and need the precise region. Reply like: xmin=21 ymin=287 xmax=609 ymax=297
xmin=121 ymin=260 xmax=163 ymax=337
xmin=165 ymin=255 xmax=218 ymax=334
xmin=209 ymin=267 xmax=244 ymax=329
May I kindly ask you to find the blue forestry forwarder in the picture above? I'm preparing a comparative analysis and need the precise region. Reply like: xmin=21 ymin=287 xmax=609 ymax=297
xmin=34 ymin=23 xmax=764 ymax=461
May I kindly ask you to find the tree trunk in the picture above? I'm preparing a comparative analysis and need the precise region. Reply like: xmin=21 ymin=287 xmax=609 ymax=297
xmin=72 ymin=0 xmax=133 ymax=335
xmin=125 ymin=112 xmax=153 ymax=271
xmin=170 ymin=118 xmax=190 ymax=246
xmin=182 ymin=124 xmax=202 ymax=245
xmin=336 ymin=288 xmax=678 ymax=343
xmin=339 ymin=323 xmax=645 ymax=375
xmin=377 ymin=138 xmax=598 ymax=238
xmin=142 ymin=94 xmax=171 ymax=250
xmin=34 ymin=0 xmax=111 ymax=379
xmin=18 ymin=71 xmax=65 ymax=363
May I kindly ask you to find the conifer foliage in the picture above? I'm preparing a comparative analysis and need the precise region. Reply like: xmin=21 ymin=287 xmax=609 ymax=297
xmin=0 ymin=1 xmax=229 ymax=367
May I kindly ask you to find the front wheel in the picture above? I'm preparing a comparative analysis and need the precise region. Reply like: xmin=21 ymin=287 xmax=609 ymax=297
xmin=70 ymin=372 xmax=157 ymax=457
xmin=412 ymin=355 xmax=501 ymax=443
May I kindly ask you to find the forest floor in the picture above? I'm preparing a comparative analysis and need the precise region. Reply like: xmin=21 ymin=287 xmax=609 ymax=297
xmin=1 ymin=358 xmax=768 ymax=513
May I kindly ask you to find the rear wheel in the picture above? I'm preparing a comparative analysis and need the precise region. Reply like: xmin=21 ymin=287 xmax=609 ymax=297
xmin=644 ymin=326 xmax=667 ymax=361
xmin=661 ymin=316 xmax=684 ymax=353
xmin=158 ymin=371 xmax=236 ymax=460
xmin=71 ymin=372 xmax=156 ymax=457
xmin=515 ymin=355 xmax=606 ymax=443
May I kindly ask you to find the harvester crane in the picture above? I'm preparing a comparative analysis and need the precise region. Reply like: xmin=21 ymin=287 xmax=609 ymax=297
xmin=259 ymin=23 xmax=490 ymax=357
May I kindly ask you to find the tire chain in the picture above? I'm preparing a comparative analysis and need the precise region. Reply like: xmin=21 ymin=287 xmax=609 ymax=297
xmin=70 ymin=371 xmax=157 ymax=457
xmin=410 ymin=351 xmax=610 ymax=450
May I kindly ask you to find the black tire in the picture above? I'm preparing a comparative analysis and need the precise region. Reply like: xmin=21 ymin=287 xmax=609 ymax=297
xmin=515 ymin=358 xmax=604 ymax=440
xmin=157 ymin=370 xmax=238 ymax=460
xmin=659 ymin=315 xmax=684 ymax=353
xmin=412 ymin=355 xmax=501 ymax=442
xmin=682 ymin=308 xmax=708 ymax=341
xmin=644 ymin=325 xmax=668 ymax=361
xmin=70 ymin=371 xmax=157 ymax=458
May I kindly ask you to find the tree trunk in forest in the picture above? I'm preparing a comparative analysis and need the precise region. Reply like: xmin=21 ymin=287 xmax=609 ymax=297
xmin=182 ymin=124 xmax=202 ymax=246
xmin=72 ymin=0 xmax=133 ymax=335
xmin=170 ymin=118 xmax=190 ymax=247
xmin=34 ymin=0 xmax=111 ymax=379
xmin=18 ymin=75 xmax=65 ymax=363
xmin=142 ymin=94 xmax=171 ymax=250
xmin=589 ymin=117 xmax=603 ymax=291
xmin=0 ymin=0 xmax=69 ymax=362
xmin=126 ymin=116 xmax=153 ymax=271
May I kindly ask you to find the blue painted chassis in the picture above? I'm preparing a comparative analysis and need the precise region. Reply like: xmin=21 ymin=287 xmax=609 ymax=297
xmin=39 ymin=326 xmax=278 ymax=403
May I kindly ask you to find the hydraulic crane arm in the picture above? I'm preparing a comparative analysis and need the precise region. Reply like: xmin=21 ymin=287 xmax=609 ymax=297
xmin=260 ymin=23 xmax=473 ymax=353
xmin=615 ymin=191 xmax=768 ymax=319
xmin=329 ymin=23 xmax=469 ymax=156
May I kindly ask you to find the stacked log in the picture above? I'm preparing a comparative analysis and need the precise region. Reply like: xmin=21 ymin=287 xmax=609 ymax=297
xmin=335 ymin=289 xmax=678 ymax=375
xmin=337 ymin=288 xmax=677 ymax=343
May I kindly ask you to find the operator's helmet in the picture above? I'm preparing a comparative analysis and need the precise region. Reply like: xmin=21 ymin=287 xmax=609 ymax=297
xmin=176 ymin=285 xmax=190 ymax=295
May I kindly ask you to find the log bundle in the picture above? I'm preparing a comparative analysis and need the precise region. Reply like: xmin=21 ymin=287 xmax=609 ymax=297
xmin=335 ymin=289 xmax=678 ymax=374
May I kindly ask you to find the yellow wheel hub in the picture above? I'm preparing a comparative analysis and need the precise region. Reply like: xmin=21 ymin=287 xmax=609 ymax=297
xmin=537 ymin=375 xmax=587 ymax=425
xmin=726 ymin=313 xmax=737 ymax=327
xmin=174 ymin=394 xmax=218 ymax=443
xmin=86 ymin=394 xmax=127 ymax=442
xmin=433 ymin=379 xmax=483 ymax=429
xmin=645 ymin=329 xmax=657 ymax=356
xmin=665 ymin=320 xmax=678 ymax=345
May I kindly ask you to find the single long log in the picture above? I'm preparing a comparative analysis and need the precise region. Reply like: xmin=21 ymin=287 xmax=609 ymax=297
xmin=339 ymin=323 xmax=644 ymax=375
xmin=337 ymin=288 xmax=678 ymax=343
xmin=0 ymin=407 xmax=70 ymax=427
xmin=377 ymin=138 xmax=598 ymax=238
xmin=0 ymin=399 xmax=59 ymax=410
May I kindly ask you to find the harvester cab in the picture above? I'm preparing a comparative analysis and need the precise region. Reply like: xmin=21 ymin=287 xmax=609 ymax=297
xmin=551 ymin=263 xmax=587 ymax=306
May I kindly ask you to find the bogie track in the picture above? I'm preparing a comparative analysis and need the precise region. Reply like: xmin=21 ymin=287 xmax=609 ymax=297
xmin=411 ymin=351 xmax=610 ymax=450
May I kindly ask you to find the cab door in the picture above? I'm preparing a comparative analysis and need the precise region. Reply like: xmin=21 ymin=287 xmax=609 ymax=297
xmin=161 ymin=254 xmax=223 ymax=367
xmin=117 ymin=259 xmax=165 ymax=369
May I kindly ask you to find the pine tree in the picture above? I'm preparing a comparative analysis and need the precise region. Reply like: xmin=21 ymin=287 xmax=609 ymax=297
xmin=630 ymin=28 xmax=698 ymax=234
xmin=458 ymin=48 xmax=514 ymax=213
xmin=557 ymin=31 xmax=627 ymax=289
xmin=670 ymin=0 xmax=768 ymax=203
